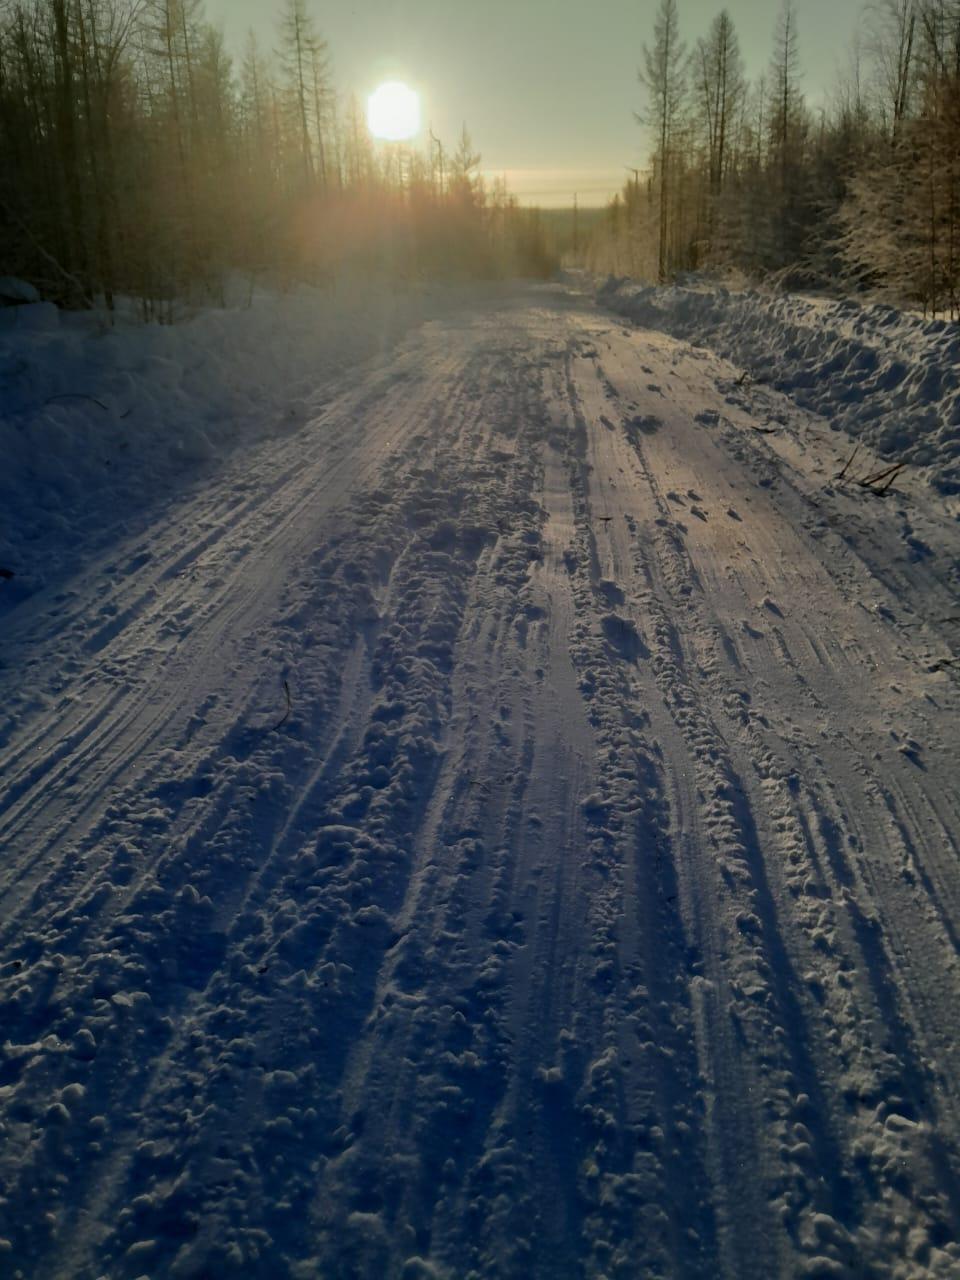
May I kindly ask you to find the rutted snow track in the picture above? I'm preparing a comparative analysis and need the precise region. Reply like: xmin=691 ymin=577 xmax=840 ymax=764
xmin=1 ymin=284 xmax=959 ymax=1279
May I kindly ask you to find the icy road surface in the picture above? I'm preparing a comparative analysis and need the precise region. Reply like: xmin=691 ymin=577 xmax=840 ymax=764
xmin=2 ymin=284 xmax=960 ymax=1280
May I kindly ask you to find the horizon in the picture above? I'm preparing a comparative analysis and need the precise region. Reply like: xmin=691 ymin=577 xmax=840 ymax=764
xmin=483 ymin=168 xmax=632 ymax=209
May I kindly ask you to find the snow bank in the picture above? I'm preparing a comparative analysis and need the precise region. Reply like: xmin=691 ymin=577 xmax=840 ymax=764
xmin=0 ymin=276 xmax=41 ymax=305
xmin=598 ymin=277 xmax=960 ymax=495
xmin=0 ymin=280 xmax=457 ymax=602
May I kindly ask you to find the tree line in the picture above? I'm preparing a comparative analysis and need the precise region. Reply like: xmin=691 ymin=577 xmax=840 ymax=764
xmin=0 ymin=0 xmax=556 ymax=316
xmin=588 ymin=0 xmax=960 ymax=317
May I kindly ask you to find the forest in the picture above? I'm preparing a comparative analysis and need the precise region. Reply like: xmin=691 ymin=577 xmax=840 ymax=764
xmin=590 ymin=0 xmax=960 ymax=318
xmin=0 ymin=0 xmax=557 ymax=317
xmin=3 ymin=0 xmax=959 ymax=319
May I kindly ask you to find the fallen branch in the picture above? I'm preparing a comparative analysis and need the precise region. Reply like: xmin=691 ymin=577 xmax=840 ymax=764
xmin=45 ymin=393 xmax=111 ymax=413
xmin=270 ymin=679 xmax=292 ymax=732
xmin=834 ymin=444 xmax=861 ymax=483
xmin=859 ymin=461 xmax=903 ymax=487
xmin=859 ymin=461 xmax=906 ymax=494
xmin=876 ymin=465 xmax=906 ymax=495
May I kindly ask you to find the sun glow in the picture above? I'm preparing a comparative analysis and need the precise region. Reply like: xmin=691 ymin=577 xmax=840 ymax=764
xmin=367 ymin=81 xmax=421 ymax=142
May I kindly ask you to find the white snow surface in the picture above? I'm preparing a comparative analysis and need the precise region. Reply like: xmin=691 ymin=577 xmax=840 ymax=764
xmin=0 ymin=279 xmax=470 ymax=603
xmin=0 ymin=277 xmax=41 ymax=305
xmin=598 ymin=276 xmax=960 ymax=495
xmin=1 ymin=280 xmax=960 ymax=1279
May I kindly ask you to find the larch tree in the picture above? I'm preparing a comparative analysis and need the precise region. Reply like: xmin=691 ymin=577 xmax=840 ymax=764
xmin=867 ymin=0 xmax=917 ymax=137
xmin=51 ymin=0 xmax=87 ymax=291
xmin=342 ymin=92 xmax=373 ymax=189
xmin=768 ymin=0 xmax=807 ymax=262
xmin=307 ymin=27 xmax=330 ymax=189
xmin=695 ymin=10 xmax=744 ymax=197
xmin=639 ymin=0 xmax=686 ymax=282
xmin=278 ymin=0 xmax=315 ymax=185
xmin=450 ymin=124 xmax=481 ymax=203
xmin=692 ymin=9 xmax=745 ymax=264
xmin=0 ymin=0 xmax=557 ymax=307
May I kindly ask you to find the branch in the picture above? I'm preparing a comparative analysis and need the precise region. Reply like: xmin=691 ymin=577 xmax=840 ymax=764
xmin=859 ymin=460 xmax=905 ymax=493
xmin=269 ymin=679 xmax=292 ymax=732
xmin=45 ymin=394 xmax=110 ymax=413
xmin=834 ymin=443 xmax=860 ymax=482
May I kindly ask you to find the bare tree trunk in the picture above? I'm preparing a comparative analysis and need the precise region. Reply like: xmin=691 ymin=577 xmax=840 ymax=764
xmin=74 ymin=0 xmax=114 ymax=307
xmin=52 ymin=0 xmax=88 ymax=298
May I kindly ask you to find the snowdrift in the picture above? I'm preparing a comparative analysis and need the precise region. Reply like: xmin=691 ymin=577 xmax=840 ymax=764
xmin=598 ymin=277 xmax=960 ymax=495
xmin=0 ymin=280 xmax=454 ymax=603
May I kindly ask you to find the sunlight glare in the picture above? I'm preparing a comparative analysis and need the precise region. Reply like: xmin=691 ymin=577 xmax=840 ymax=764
xmin=367 ymin=81 xmax=421 ymax=142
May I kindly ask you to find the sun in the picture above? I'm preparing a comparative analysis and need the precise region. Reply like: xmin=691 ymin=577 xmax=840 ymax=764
xmin=367 ymin=81 xmax=421 ymax=142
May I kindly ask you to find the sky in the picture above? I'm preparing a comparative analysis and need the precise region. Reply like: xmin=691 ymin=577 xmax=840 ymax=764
xmin=206 ymin=0 xmax=865 ymax=207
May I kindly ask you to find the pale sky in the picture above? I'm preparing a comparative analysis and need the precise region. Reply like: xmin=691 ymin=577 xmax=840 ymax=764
xmin=206 ymin=0 xmax=866 ymax=206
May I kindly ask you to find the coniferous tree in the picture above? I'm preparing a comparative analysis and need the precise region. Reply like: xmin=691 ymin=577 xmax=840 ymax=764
xmin=277 ymin=0 xmax=315 ymax=186
xmin=0 ymin=0 xmax=564 ymax=305
xmin=768 ymin=1 xmax=808 ymax=262
xmin=695 ymin=11 xmax=744 ymax=198
xmin=639 ymin=0 xmax=687 ymax=281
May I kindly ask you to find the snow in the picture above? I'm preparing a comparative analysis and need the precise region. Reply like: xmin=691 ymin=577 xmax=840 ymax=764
xmin=0 ymin=277 xmax=41 ymax=306
xmin=598 ymin=276 xmax=960 ymax=495
xmin=1 ymin=279 xmax=960 ymax=1278
xmin=0 ymin=278 xmax=475 ymax=606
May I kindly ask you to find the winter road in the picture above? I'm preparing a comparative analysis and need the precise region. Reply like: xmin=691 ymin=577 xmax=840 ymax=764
xmin=2 ymin=284 xmax=960 ymax=1279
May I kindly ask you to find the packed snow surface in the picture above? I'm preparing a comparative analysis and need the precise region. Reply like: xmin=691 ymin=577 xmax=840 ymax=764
xmin=1 ymin=280 xmax=960 ymax=1279
xmin=599 ymin=276 xmax=960 ymax=495
xmin=0 ymin=278 xmax=470 ymax=603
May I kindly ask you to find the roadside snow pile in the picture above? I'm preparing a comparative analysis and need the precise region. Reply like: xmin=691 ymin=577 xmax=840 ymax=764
xmin=0 ymin=279 xmax=450 ymax=602
xmin=0 ymin=276 xmax=41 ymax=305
xmin=599 ymin=277 xmax=960 ymax=494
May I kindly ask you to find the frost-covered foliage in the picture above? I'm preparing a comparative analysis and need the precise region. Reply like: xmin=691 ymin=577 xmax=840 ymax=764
xmin=599 ymin=276 xmax=960 ymax=493
xmin=589 ymin=0 xmax=960 ymax=316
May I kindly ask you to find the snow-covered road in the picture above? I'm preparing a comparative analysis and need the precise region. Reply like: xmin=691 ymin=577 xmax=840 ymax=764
xmin=2 ymin=283 xmax=960 ymax=1279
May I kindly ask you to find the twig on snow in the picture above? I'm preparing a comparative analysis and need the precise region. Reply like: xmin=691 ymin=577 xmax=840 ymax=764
xmin=834 ymin=444 xmax=861 ymax=483
xmin=270 ymin=679 xmax=292 ymax=732
xmin=45 ymin=393 xmax=111 ymax=413
xmin=859 ymin=461 xmax=906 ymax=494
xmin=876 ymin=465 xmax=906 ymax=495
